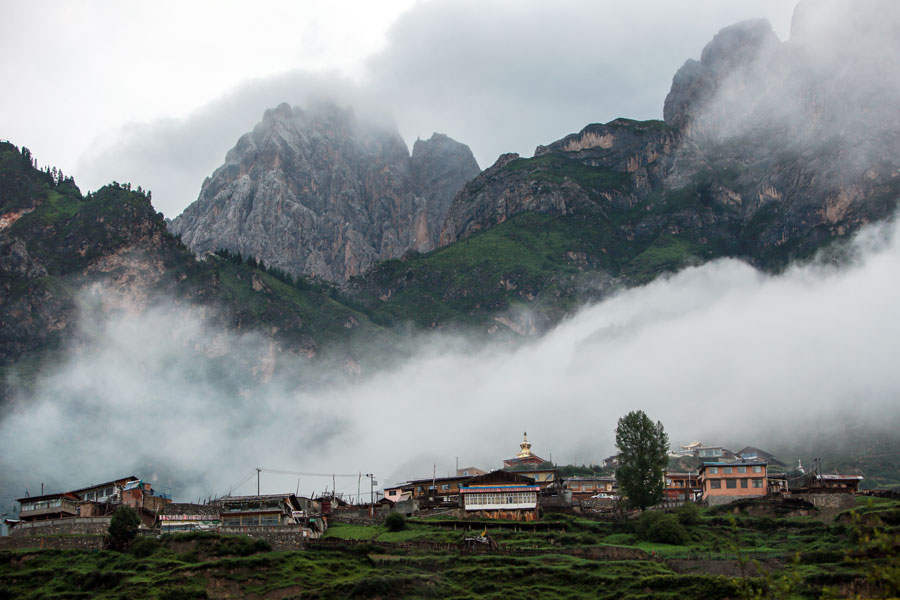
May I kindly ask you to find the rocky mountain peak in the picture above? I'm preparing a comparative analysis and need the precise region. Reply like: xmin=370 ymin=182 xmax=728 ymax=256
xmin=171 ymin=103 xmax=479 ymax=282
xmin=411 ymin=133 xmax=481 ymax=247
xmin=663 ymin=19 xmax=779 ymax=131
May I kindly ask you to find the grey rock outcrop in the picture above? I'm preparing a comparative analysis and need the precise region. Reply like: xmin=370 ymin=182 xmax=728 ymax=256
xmin=171 ymin=104 xmax=479 ymax=282
xmin=439 ymin=120 xmax=677 ymax=245
xmin=663 ymin=19 xmax=779 ymax=132
xmin=411 ymin=133 xmax=481 ymax=248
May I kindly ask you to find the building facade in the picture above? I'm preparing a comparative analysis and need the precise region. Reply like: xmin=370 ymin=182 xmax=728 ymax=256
xmin=16 ymin=493 xmax=80 ymax=522
xmin=564 ymin=476 xmax=616 ymax=499
xmin=460 ymin=471 xmax=540 ymax=521
xmin=699 ymin=461 xmax=768 ymax=505
xmin=220 ymin=494 xmax=303 ymax=527
xmin=664 ymin=472 xmax=702 ymax=503
xmin=158 ymin=503 xmax=220 ymax=533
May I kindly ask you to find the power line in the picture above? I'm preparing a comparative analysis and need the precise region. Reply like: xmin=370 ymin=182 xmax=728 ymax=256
xmin=227 ymin=470 xmax=258 ymax=495
xmin=222 ymin=467 xmax=368 ymax=499
xmin=257 ymin=468 xmax=360 ymax=478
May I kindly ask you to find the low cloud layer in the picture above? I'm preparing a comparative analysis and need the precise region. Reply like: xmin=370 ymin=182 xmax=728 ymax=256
xmin=3 ymin=215 xmax=900 ymax=512
xmin=691 ymin=0 xmax=900 ymax=173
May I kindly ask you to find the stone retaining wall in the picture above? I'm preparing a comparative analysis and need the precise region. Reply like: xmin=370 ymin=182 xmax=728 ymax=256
xmin=796 ymin=493 xmax=856 ymax=510
xmin=216 ymin=527 xmax=310 ymax=551
xmin=309 ymin=537 xmax=649 ymax=560
xmin=9 ymin=517 xmax=111 ymax=537
xmin=0 ymin=535 xmax=105 ymax=551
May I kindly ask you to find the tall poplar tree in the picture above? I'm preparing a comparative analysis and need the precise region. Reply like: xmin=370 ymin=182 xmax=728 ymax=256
xmin=615 ymin=410 xmax=669 ymax=510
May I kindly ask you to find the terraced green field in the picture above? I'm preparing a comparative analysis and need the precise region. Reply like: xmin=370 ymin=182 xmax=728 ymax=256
xmin=2 ymin=498 xmax=897 ymax=599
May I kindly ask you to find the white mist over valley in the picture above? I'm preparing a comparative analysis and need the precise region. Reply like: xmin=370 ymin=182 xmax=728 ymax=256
xmin=3 ymin=216 xmax=899 ymax=510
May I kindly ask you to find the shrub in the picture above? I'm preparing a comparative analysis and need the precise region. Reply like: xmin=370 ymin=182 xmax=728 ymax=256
xmin=385 ymin=512 xmax=406 ymax=532
xmin=676 ymin=502 xmax=701 ymax=526
xmin=211 ymin=535 xmax=271 ymax=556
xmin=108 ymin=506 xmax=141 ymax=551
xmin=129 ymin=536 xmax=160 ymax=558
xmin=637 ymin=511 xmax=688 ymax=545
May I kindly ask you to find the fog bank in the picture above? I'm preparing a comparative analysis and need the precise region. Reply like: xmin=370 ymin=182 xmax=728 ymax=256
xmin=3 ymin=216 xmax=900 ymax=512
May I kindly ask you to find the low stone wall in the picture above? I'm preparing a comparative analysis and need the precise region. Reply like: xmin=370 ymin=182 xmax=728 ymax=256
xmin=0 ymin=535 xmax=105 ymax=551
xmin=795 ymin=493 xmax=856 ymax=511
xmin=330 ymin=515 xmax=383 ymax=526
xmin=861 ymin=489 xmax=900 ymax=500
xmin=706 ymin=495 xmax=752 ymax=507
xmin=216 ymin=527 xmax=310 ymax=551
xmin=9 ymin=517 xmax=111 ymax=537
xmin=310 ymin=537 xmax=649 ymax=560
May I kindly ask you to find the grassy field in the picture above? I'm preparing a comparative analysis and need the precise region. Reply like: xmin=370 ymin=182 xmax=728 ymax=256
xmin=3 ymin=499 xmax=897 ymax=599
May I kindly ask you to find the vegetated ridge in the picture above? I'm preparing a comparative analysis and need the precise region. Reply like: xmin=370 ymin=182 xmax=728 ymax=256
xmin=0 ymin=141 xmax=385 ymax=403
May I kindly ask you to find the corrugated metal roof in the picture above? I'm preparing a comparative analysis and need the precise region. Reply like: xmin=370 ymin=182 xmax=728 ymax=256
xmin=16 ymin=492 xmax=80 ymax=503
xmin=69 ymin=476 xmax=138 ymax=494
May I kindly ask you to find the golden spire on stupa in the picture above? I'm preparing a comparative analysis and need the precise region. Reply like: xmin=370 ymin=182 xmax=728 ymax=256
xmin=517 ymin=431 xmax=534 ymax=458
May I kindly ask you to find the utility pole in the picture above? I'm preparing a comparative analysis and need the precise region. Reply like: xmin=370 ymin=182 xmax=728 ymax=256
xmin=365 ymin=474 xmax=374 ymax=517
xmin=256 ymin=468 xmax=261 ymax=496
xmin=357 ymin=473 xmax=361 ymax=505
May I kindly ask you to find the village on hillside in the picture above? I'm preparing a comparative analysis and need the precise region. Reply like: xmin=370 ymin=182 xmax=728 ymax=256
xmin=1 ymin=433 xmax=869 ymax=549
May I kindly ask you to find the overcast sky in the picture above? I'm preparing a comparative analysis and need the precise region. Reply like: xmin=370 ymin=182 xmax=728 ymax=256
xmin=5 ymin=1 xmax=900 ymax=510
xmin=1 ymin=1 xmax=795 ymax=217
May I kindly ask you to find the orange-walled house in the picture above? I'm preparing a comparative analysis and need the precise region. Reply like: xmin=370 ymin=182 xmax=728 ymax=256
xmin=699 ymin=461 xmax=768 ymax=506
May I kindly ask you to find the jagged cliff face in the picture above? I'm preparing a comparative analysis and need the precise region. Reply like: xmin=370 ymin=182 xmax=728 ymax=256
xmin=411 ymin=133 xmax=481 ymax=247
xmin=171 ymin=104 xmax=479 ymax=282
xmin=440 ymin=120 xmax=677 ymax=246
xmin=439 ymin=5 xmax=900 ymax=272
xmin=661 ymin=3 xmax=900 ymax=258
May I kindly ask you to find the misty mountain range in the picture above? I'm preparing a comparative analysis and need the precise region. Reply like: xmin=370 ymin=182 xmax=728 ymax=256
xmin=2 ymin=2 xmax=900 ymax=509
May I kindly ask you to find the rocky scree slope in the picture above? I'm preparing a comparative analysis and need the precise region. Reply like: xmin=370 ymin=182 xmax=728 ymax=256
xmin=171 ymin=103 xmax=479 ymax=283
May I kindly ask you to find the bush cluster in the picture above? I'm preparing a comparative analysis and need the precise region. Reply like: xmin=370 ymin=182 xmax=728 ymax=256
xmin=637 ymin=511 xmax=688 ymax=545
xmin=384 ymin=512 xmax=406 ymax=532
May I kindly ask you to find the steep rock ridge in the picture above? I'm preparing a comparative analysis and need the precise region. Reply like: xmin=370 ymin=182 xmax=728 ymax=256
xmin=171 ymin=104 xmax=478 ymax=282
xmin=439 ymin=3 xmax=900 ymax=273
xmin=661 ymin=0 xmax=900 ymax=259
xmin=439 ymin=119 xmax=677 ymax=246
xmin=410 ymin=133 xmax=481 ymax=249
xmin=662 ymin=18 xmax=779 ymax=133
